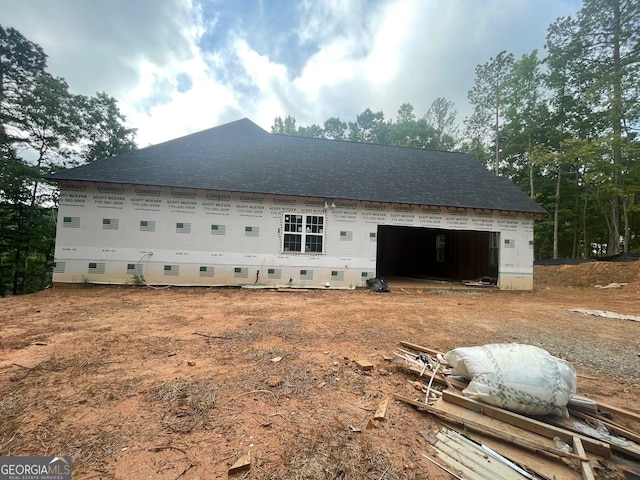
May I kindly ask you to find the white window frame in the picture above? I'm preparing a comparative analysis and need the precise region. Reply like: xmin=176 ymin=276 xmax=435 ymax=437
xmin=282 ymin=213 xmax=325 ymax=254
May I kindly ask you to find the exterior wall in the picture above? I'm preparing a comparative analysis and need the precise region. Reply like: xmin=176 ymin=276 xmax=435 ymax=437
xmin=52 ymin=182 xmax=536 ymax=290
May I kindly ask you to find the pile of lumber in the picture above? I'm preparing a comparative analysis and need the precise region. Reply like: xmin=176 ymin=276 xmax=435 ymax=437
xmin=393 ymin=341 xmax=640 ymax=480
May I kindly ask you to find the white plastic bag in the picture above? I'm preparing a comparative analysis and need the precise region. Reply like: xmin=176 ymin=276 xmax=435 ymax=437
xmin=444 ymin=343 xmax=577 ymax=417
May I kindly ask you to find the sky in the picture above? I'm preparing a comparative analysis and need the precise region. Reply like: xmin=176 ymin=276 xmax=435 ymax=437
xmin=2 ymin=0 xmax=581 ymax=148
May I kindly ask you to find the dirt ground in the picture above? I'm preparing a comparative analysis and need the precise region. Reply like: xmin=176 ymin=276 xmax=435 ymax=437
xmin=1 ymin=262 xmax=639 ymax=479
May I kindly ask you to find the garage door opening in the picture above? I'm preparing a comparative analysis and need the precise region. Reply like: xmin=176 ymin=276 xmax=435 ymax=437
xmin=375 ymin=225 xmax=498 ymax=283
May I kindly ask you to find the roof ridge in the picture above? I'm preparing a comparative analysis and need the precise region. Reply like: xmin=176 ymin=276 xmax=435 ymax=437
xmin=45 ymin=118 xmax=546 ymax=215
xmin=271 ymin=132 xmax=470 ymax=155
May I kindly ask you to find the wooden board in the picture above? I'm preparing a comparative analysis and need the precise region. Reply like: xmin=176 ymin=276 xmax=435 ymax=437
xmin=435 ymin=427 xmax=533 ymax=480
xmin=402 ymin=363 xmax=467 ymax=390
xmin=394 ymin=394 xmax=588 ymax=462
xmin=594 ymin=402 xmax=640 ymax=424
xmin=374 ymin=398 xmax=389 ymax=421
xmin=572 ymin=437 xmax=596 ymax=480
xmin=228 ymin=450 xmax=251 ymax=474
xmin=458 ymin=428 xmax=582 ymax=480
xmin=399 ymin=340 xmax=447 ymax=361
xmin=355 ymin=360 xmax=374 ymax=370
xmin=441 ymin=390 xmax=610 ymax=458
xmin=430 ymin=399 xmax=584 ymax=480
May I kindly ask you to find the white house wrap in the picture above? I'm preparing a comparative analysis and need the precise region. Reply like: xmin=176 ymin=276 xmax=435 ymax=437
xmin=46 ymin=119 xmax=547 ymax=290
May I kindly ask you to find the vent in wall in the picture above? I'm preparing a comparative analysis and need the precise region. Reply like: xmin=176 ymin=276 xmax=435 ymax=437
xmin=199 ymin=266 xmax=214 ymax=277
xmin=300 ymin=269 xmax=313 ymax=280
xmin=234 ymin=267 xmax=249 ymax=278
xmin=176 ymin=222 xmax=191 ymax=234
xmin=88 ymin=262 xmax=106 ymax=274
xmin=244 ymin=226 xmax=259 ymax=237
xmin=63 ymin=216 xmax=80 ymax=228
xmin=102 ymin=218 xmax=119 ymax=230
xmin=331 ymin=270 xmax=344 ymax=281
xmin=52 ymin=262 xmax=66 ymax=273
xmin=140 ymin=220 xmax=156 ymax=232
xmin=267 ymin=268 xmax=282 ymax=279
xmin=164 ymin=265 xmax=180 ymax=276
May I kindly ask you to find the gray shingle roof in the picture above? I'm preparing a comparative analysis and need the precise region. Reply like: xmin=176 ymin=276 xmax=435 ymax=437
xmin=47 ymin=118 xmax=546 ymax=214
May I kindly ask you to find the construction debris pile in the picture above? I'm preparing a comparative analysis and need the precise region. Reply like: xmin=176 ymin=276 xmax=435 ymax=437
xmin=393 ymin=340 xmax=640 ymax=480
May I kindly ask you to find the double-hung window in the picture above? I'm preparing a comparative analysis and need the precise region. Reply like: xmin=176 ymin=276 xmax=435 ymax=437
xmin=283 ymin=214 xmax=324 ymax=253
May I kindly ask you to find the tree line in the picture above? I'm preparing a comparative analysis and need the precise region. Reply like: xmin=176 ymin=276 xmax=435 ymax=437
xmin=2 ymin=0 xmax=638 ymax=294
xmin=272 ymin=0 xmax=640 ymax=260
xmin=0 ymin=25 xmax=137 ymax=295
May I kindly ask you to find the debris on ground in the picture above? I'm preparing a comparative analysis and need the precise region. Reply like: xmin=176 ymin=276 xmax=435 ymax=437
xmin=392 ymin=340 xmax=640 ymax=480
xmin=228 ymin=449 xmax=251 ymax=474
xmin=569 ymin=308 xmax=640 ymax=322
xmin=462 ymin=276 xmax=498 ymax=287
xmin=1 ymin=266 xmax=638 ymax=479
xmin=595 ymin=282 xmax=629 ymax=289
xmin=444 ymin=343 xmax=577 ymax=417
xmin=365 ymin=277 xmax=390 ymax=292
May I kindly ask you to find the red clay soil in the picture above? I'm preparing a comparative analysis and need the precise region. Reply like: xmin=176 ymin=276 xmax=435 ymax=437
xmin=1 ymin=261 xmax=639 ymax=479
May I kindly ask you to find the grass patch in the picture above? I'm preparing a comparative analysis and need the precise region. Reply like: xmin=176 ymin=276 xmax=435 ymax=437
xmin=0 ymin=396 xmax=28 ymax=455
xmin=68 ymin=428 xmax=124 ymax=467
xmin=282 ymin=365 xmax=314 ymax=395
xmin=154 ymin=379 xmax=217 ymax=433
xmin=283 ymin=420 xmax=407 ymax=479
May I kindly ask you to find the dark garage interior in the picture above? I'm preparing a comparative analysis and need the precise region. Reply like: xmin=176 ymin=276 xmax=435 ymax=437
xmin=375 ymin=225 xmax=498 ymax=283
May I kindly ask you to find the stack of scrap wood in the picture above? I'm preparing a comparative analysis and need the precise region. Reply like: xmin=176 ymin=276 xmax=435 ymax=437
xmin=393 ymin=340 xmax=640 ymax=480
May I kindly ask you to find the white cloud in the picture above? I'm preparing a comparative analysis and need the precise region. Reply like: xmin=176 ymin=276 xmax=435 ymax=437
xmin=119 ymin=13 xmax=243 ymax=146
xmin=2 ymin=0 xmax=582 ymax=146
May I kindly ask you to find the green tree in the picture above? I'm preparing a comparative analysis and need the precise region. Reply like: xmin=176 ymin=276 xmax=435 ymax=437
xmin=271 ymin=115 xmax=298 ymax=135
xmin=297 ymin=123 xmax=324 ymax=138
xmin=75 ymin=92 xmax=137 ymax=162
xmin=576 ymin=0 xmax=640 ymax=254
xmin=500 ymin=50 xmax=548 ymax=198
xmin=0 ymin=26 xmax=47 ymax=147
xmin=0 ymin=25 xmax=137 ymax=294
xmin=387 ymin=103 xmax=434 ymax=148
xmin=323 ymin=117 xmax=347 ymax=140
xmin=543 ymin=15 xmax=607 ymax=259
xmin=348 ymin=108 xmax=386 ymax=143
xmin=424 ymin=97 xmax=459 ymax=150
xmin=465 ymin=50 xmax=514 ymax=175
xmin=0 ymin=25 xmax=57 ymax=294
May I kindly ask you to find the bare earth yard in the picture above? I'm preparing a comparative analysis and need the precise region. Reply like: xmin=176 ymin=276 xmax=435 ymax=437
xmin=1 ymin=262 xmax=639 ymax=479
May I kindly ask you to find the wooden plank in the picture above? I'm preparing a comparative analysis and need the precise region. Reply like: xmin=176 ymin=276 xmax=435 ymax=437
xmin=435 ymin=447 xmax=491 ymax=480
xmin=374 ymin=398 xmax=389 ymax=421
xmin=436 ymin=428 xmax=532 ymax=480
xmin=421 ymin=453 xmax=464 ymax=479
xmin=441 ymin=390 xmax=610 ymax=458
xmin=419 ymin=431 xmax=438 ymax=445
xmin=571 ymin=399 xmax=640 ymax=425
xmin=593 ymin=401 xmax=640 ymax=425
xmin=402 ymin=363 xmax=466 ymax=390
xmin=228 ymin=450 xmax=251 ymax=474
xmin=393 ymin=393 xmax=589 ymax=462
xmin=572 ymin=437 xmax=596 ymax=480
xmin=439 ymin=411 xmax=582 ymax=480
xmin=399 ymin=340 xmax=446 ymax=359
xmin=355 ymin=359 xmax=374 ymax=370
